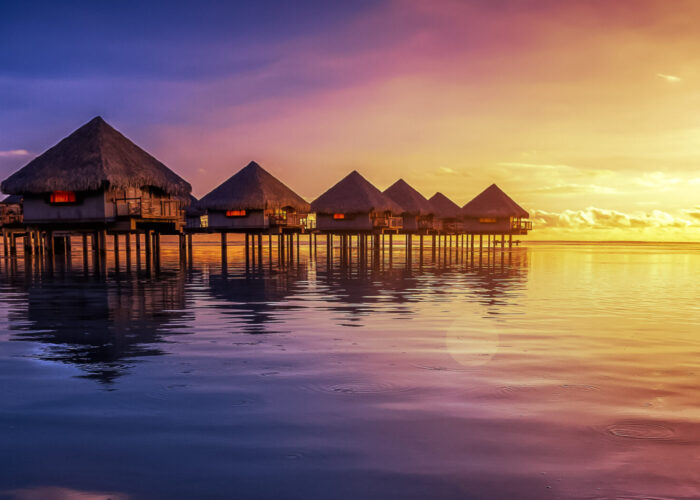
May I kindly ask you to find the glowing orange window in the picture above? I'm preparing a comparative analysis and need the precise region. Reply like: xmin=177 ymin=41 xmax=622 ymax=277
xmin=479 ymin=218 xmax=497 ymax=223
xmin=225 ymin=209 xmax=247 ymax=217
xmin=333 ymin=213 xmax=345 ymax=220
xmin=50 ymin=191 xmax=76 ymax=203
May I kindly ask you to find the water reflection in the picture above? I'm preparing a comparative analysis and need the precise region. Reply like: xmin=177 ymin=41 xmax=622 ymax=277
xmin=4 ymin=271 xmax=190 ymax=383
xmin=0 ymin=244 xmax=529 ymax=381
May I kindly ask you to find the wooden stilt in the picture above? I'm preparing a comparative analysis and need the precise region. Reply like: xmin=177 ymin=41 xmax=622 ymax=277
xmin=113 ymin=233 xmax=120 ymax=270
xmin=221 ymin=232 xmax=228 ymax=268
xmin=187 ymin=233 xmax=193 ymax=263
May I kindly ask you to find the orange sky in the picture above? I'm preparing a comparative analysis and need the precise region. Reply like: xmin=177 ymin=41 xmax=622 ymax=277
xmin=2 ymin=0 xmax=699 ymax=241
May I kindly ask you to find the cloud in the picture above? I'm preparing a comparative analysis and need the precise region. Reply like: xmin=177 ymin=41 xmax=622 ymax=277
xmin=530 ymin=207 xmax=696 ymax=230
xmin=0 ymin=149 xmax=30 ymax=157
xmin=683 ymin=206 xmax=700 ymax=220
xmin=656 ymin=73 xmax=681 ymax=83
xmin=439 ymin=166 xmax=456 ymax=174
xmin=530 ymin=183 xmax=618 ymax=195
xmin=635 ymin=171 xmax=681 ymax=188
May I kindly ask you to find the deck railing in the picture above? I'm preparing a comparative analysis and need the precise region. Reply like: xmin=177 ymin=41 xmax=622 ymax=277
xmin=115 ymin=199 xmax=183 ymax=219
xmin=270 ymin=212 xmax=305 ymax=227
xmin=373 ymin=216 xmax=403 ymax=230
xmin=511 ymin=219 xmax=532 ymax=231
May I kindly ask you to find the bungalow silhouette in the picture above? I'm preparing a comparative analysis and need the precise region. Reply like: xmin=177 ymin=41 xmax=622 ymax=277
xmin=0 ymin=116 xmax=191 ymax=234
xmin=428 ymin=192 xmax=463 ymax=233
xmin=461 ymin=184 xmax=531 ymax=236
xmin=311 ymin=171 xmax=403 ymax=232
xmin=383 ymin=179 xmax=434 ymax=233
xmin=196 ymin=161 xmax=311 ymax=232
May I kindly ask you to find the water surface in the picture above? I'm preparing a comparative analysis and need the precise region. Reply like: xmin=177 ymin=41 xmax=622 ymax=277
xmin=1 ymin=240 xmax=699 ymax=499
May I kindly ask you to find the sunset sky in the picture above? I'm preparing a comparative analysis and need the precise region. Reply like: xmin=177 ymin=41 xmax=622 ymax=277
xmin=2 ymin=0 xmax=699 ymax=241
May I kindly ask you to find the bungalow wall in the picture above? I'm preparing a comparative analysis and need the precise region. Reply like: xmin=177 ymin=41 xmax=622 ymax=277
xmin=207 ymin=210 xmax=268 ymax=229
xmin=462 ymin=217 xmax=514 ymax=234
xmin=22 ymin=188 xmax=185 ymax=224
xmin=23 ymin=191 xmax=107 ymax=223
xmin=316 ymin=213 xmax=374 ymax=231
xmin=400 ymin=214 xmax=435 ymax=232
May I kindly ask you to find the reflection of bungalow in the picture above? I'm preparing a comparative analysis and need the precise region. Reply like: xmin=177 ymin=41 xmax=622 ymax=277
xmin=0 ymin=116 xmax=191 ymax=234
xmin=383 ymin=179 xmax=434 ymax=233
xmin=428 ymin=192 xmax=463 ymax=233
xmin=461 ymin=184 xmax=531 ymax=235
xmin=311 ymin=171 xmax=403 ymax=232
xmin=11 ymin=273 xmax=189 ymax=383
xmin=197 ymin=161 xmax=310 ymax=232
xmin=0 ymin=194 xmax=22 ymax=226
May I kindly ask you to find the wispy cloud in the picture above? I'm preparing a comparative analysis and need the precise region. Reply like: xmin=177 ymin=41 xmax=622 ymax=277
xmin=0 ymin=149 xmax=30 ymax=157
xmin=656 ymin=73 xmax=681 ymax=83
xmin=439 ymin=166 xmax=456 ymax=174
xmin=531 ymin=207 xmax=696 ymax=230
xmin=683 ymin=206 xmax=700 ymax=220
xmin=635 ymin=171 xmax=681 ymax=188
xmin=530 ymin=183 xmax=618 ymax=195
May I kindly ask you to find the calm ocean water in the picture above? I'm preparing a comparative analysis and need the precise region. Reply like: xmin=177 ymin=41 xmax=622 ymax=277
xmin=0 ymin=239 xmax=699 ymax=500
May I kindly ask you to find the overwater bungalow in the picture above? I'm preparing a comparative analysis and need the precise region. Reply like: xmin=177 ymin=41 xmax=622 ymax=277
xmin=428 ymin=192 xmax=463 ymax=233
xmin=383 ymin=179 xmax=435 ymax=233
xmin=461 ymin=184 xmax=531 ymax=236
xmin=311 ymin=171 xmax=403 ymax=232
xmin=0 ymin=195 xmax=22 ymax=227
xmin=0 ymin=116 xmax=191 ymax=239
xmin=196 ymin=161 xmax=311 ymax=232
xmin=185 ymin=194 xmax=206 ymax=230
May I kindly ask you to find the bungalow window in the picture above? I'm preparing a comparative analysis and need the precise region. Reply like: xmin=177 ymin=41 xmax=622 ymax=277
xmin=333 ymin=213 xmax=345 ymax=220
xmin=479 ymin=218 xmax=497 ymax=223
xmin=50 ymin=191 xmax=77 ymax=204
xmin=226 ymin=209 xmax=247 ymax=217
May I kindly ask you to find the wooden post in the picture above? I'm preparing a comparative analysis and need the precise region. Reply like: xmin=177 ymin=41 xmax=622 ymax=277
xmin=113 ymin=233 xmax=120 ymax=270
xmin=135 ymin=232 xmax=142 ymax=269
xmin=509 ymin=234 xmax=513 ymax=249
xmin=258 ymin=233 xmax=263 ymax=266
xmin=187 ymin=233 xmax=193 ymax=262
xmin=221 ymin=232 xmax=228 ymax=268
xmin=268 ymin=234 xmax=272 ymax=266
xmin=124 ymin=233 xmax=131 ymax=269
xmin=82 ymin=234 xmax=88 ymax=271
xmin=145 ymin=230 xmax=152 ymax=267
xmin=2 ymin=229 xmax=7 ymax=258
xmin=245 ymin=233 xmax=250 ymax=268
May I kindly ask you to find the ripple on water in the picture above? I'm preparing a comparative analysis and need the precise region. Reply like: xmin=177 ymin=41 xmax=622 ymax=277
xmin=605 ymin=421 xmax=675 ymax=441
xmin=301 ymin=381 xmax=417 ymax=396
xmin=411 ymin=362 xmax=471 ymax=373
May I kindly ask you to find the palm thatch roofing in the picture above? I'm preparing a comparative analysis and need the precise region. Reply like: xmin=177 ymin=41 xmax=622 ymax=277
xmin=197 ymin=161 xmax=310 ymax=212
xmin=0 ymin=116 xmax=191 ymax=197
xmin=383 ymin=179 xmax=433 ymax=215
xmin=1 ymin=194 xmax=21 ymax=205
xmin=311 ymin=170 xmax=403 ymax=214
xmin=462 ymin=184 xmax=529 ymax=218
xmin=429 ymin=192 xmax=462 ymax=219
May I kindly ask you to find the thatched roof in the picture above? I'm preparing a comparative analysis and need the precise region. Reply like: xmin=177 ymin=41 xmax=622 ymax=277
xmin=197 ymin=161 xmax=310 ymax=212
xmin=429 ymin=192 xmax=462 ymax=218
xmin=383 ymin=179 xmax=433 ymax=215
xmin=462 ymin=184 xmax=529 ymax=218
xmin=311 ymin=170 xmax=403 ymax=214
xmin=1 ymin=194 xmax=21 ymax=205
xmin=1 ymin=116 xmax=191 ymax=196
